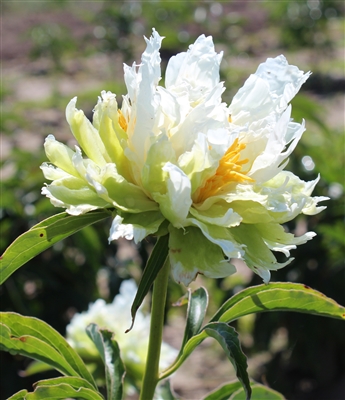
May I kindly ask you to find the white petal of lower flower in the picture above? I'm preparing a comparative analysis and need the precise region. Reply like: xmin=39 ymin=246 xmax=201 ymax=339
xmin=66 ymin=279 xmax=177 ymax=374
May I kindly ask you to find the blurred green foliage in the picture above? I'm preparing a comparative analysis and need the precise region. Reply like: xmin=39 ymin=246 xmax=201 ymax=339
xmin=265 ymin=0 xmax=344 ymax=49
xmin=1 ymin=1 xmax=344 ymax=399
xmin=29 ymin=23 xmax=76 ymax=71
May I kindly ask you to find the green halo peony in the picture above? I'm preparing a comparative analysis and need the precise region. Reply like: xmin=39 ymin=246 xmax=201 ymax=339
xmin=41 ymin=29 xmax=327 ymax=285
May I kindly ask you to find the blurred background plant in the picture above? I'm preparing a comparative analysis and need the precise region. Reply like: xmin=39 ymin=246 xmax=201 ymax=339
xmin=1 ymin=1 xmax=344 ymax=399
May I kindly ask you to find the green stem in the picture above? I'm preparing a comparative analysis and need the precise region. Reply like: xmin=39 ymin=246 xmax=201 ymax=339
xmin=139 ymin=257 xmax=170 ymax=400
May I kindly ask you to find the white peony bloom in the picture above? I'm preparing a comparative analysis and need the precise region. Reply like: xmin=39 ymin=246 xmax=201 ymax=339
xmin=42 ymin=29 xmax=327 ymax=285
xmin=66 ymin=280 xmax=177 ymax=377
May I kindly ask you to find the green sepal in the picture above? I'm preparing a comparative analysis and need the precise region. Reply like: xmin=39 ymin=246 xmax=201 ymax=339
xmin=86 ymin=323 xmax=125 ymax=400
xmin=0 ymin=209 xmax=111 ymax=284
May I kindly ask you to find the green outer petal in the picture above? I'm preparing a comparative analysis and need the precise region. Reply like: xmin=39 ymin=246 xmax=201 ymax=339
xmin=41 ymin=163 xmax=71 ymax=181
xmin=229 ymin=200 xmax=274 ymax=224
xmin=93 ymin=92 xmax=131 ymax=181
xmin=109 ymin=211 xmax=165 ymax=243
xmin=153 ymin=162 xmax=192 ymax=228
xmin=189 ymin=203 xmax=241 ymax=228
xmin=231 ymin=223 xmax=294 ymax=283
xmin=177 ymin=132 xmax=218 ymax=194
xmin=187 ymin=217 xmax=244 ymax=260
xmin=44 ymin=135 xmax=79 ymax=178
xmin=262 ymin=171 xmax=328 ymax=222
xmin=142 ymin=135 xmax=176 ymax=195
xmin=42 ymin=182 xmax=109 ymax=215
xmin=66 ymin=97 xmax=107 ymax=166
xmin=255 ymin=222 xmax=315 ymax=256
xmin=168 ymin=225 xmax=237 ymax=286
xmin=87 ymin=164 xmax=158 ymax=213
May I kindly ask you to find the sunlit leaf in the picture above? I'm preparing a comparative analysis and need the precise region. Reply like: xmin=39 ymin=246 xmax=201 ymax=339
xmin=210 ymin=282 xmax=345 ymax=324
xmin=7 ymin=390 xmax=28 ymax=400
xmin=34 ymin=376 xmax=97 ymax=392
xmin=25 ymin=383 xmax=104 ymax=400
xmin=0 ymin=323 xmax=78 ymax=377
xmin=0 ymin=312 xmax=96 ymax=388
xmin=0 ymin=210 xmax=111 ymax=284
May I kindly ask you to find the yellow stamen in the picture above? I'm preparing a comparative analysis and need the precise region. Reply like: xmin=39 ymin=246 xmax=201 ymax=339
xmin=195 ymin=138 xmax=253 ymax=203
xmin=118 ymin=110 xmax=128 ymax=132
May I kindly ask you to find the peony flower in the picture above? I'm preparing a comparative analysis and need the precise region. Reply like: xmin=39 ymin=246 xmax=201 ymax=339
xmin=41 ymin=29 xmax=327 ymax=285
xmin=66 ymin=279 xmax=177 ymax=377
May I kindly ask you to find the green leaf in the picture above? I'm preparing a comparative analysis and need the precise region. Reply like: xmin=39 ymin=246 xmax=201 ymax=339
xmin=34 ymin=376 xmax=97 ymax=392
xmin=179 ymin=287 xmax=208 ymax=356
xmin=8 ymin=378 xmax=104 ymax=400
xmin=210 ymin=282 xmax=345 ymax=324
xmin=25 ymin=383 xmax=104 ymax=400
xmin=203 ymin=322 xmax=251 ymax=400
xmin=7 ymin=390 xmax=28 ymax=400
xmin=230 ymin=383 xmax=285 ymax=399
xmin=202 ymin=381 xmax=242 ymax=400
xmin=160 ymin=323 xmax=250 ymax=393
xmin=0 ymin=323 xmax=78 ymax=377
xmin=0 ymin=312 xmax=97 ymax=388
xmin=86 ymin=323 xmax=125 ymax=400
xmin=127 ymin=234 xmax=169 ymax=332
xmin=0 ymin=209 xmax=111 ymax=284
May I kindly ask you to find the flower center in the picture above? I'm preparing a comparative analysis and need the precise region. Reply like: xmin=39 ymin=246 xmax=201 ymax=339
xmin=194 ymin=138 xmax=254 ymax=203
xmin=118 ymin=110 xmax=128 ymax=132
